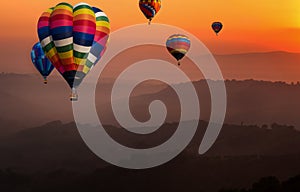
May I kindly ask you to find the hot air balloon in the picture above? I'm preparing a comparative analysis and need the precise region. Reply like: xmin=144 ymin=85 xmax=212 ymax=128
xmin=166 ymin=34 xmax=191 ymax=66
xmin=37 ymin=2 xmax=110 ymax=101
xmin=139 ymin=0 xmax=161 ymax=25
xmin=31 ymin=42 xmax=54 ymax=84
xmin=212 ymin=22 xmax=223 ymax=35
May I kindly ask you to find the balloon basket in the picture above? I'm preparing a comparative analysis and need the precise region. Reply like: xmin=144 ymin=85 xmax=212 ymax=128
xmin=43 ymin=77 xmax=48 ymax=84
xmin=70 ymin=88 xmax=78 ymax=102
xmin=178 ymin=62 xmax=181 ymax=66
xmin=70 ymin=94 xmax=78 ymax=102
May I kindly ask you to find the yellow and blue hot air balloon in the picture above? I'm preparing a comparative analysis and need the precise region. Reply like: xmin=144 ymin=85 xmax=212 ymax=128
xmin=37 ymin=2 xmax=110 ymax=101
xmin=166 ymin=34 xmax=191 ymax=66
xmin=31 ymin=42 xmax=54 ymax=84
xmin=139 ymin=0 xmax=161 ymax=24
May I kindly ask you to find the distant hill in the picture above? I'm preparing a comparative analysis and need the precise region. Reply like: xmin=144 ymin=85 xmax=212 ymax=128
xmin=112 ymin=79 xmax=300 ymax=129
xmin=1 ymin=73 xmax=300 ymax=132
xmin=214 ymin=51 xmax=300 ymax=83
xmin=0 ymin=73 xmax=166 ymax=133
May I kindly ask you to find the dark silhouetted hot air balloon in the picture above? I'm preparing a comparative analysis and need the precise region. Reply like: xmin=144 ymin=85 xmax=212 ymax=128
xmin=166 ymin=34 xmax=191 ymax=66
xmin=37 ymin=2 xmax=110 ymax=101
xmin=139 ymin=0 xmax=161 ymax=25
xmin=212 ymin=22 xmax=223 ymax=35
xmin=31 ymin=42 xmax=54 ymax=84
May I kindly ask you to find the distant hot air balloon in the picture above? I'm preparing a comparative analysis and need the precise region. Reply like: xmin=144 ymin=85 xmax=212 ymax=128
xmin=37 ymin=3 xmax=110 ymax=101
xmin=31 ymin=42 xmax=54 ymax=84
xmin=212 ymin=22 xmax=223 ymax=35
xmin=139 ymin=0 xmax=161 ymax=25
xmin=166 ymin=34 xmax=191 ymax=66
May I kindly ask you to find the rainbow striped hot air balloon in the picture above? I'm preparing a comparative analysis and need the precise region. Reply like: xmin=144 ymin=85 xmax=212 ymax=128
xmin=37 ymin=2 xmax=110 ymax=101
xmin=166 ymin=34 xmax=191 ymax=66
xmin=139 ymin=0 xmax=161 ymax=24
xmin=31 ymin=42 xmax=54 ymax=84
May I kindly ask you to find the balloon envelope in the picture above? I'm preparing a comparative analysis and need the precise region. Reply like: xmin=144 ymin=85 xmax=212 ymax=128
xmin=212 ymin=22 xmax=223 ymax=35
xmin=31 ymin=42 xmax=54 ymax=84
xmin=166 ymin=34 xmax=191 ymax=65
xmin=37 ymin=2 xmax=110 ymax=91
xmin=139 ymin=0 xmax=161 ymax=24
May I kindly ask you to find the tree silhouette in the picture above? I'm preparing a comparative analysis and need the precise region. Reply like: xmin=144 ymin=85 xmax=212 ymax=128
xmin=282 ymin=175 xmax=300 ymax=192
xmin=251 ymin=176 xmax=281 ymax=192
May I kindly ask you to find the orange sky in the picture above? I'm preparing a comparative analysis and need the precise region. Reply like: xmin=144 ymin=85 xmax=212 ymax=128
xmin=0 ymin=0 xmax=300 ymax=73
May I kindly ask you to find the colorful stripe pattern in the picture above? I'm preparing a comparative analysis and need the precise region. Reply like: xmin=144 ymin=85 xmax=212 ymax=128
xmin=85 ymin=7 xmax=110 ymax=74
xmin=139 ymin=0 xmax=161 ymax=22
xmin=50 ymin=3 xmax=74 ymax=73
xmin=37 ymin=2 xmax=110 ymax=89
xmin=31 ymin=42 xmax=54 ymax=81
xmin=166 ymin=34 xmax=191 ymax=61
xmin=37 ymin=7 xmax=63 ymax=74
xmin=212 ymin=22 xmax=223 ymax=35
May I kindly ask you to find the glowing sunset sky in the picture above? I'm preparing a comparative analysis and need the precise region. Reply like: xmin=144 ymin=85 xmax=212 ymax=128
xmin=0 ymin=0 xmax=299 ymax=73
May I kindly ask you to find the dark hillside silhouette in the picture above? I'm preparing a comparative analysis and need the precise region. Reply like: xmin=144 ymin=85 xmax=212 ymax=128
xmin=0 ymin=121 xmax=299 ymax=191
